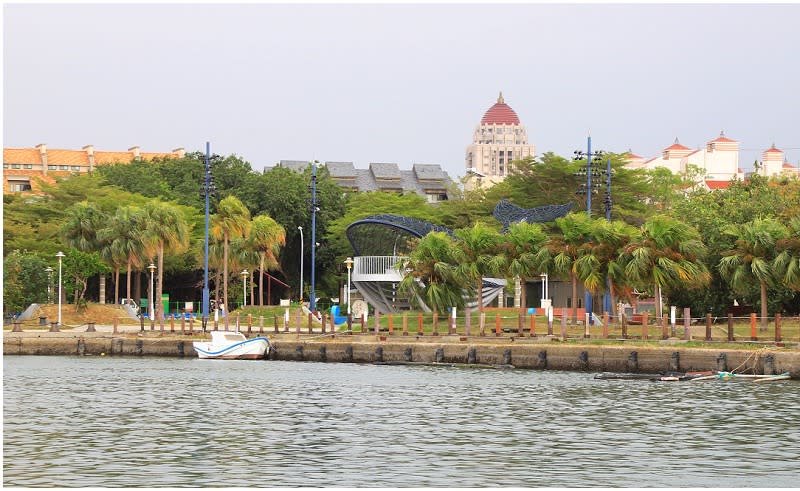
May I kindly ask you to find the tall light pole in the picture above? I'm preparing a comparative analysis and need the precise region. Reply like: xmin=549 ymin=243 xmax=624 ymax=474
xmin=310 ymin=161 xmax=319 ymax=313
xmin=298 ymin=226 xmax=304 ymax=303
xmin=241 ymin=270 xmax=249 ymax=307
xmin=148 ymin=262 xmax=156 ymax=320
xmin=574 ymin=135 xmax=604 ymax=324
xmin=202 ymin=142 xmax=215 ymax=333
xmin=344 ymin=257 xmax=354 ymax=316
xmin=45 ymin=266 xmax=53 ymax=304
xmin=56 ymin=251 xmax=65 ymax=326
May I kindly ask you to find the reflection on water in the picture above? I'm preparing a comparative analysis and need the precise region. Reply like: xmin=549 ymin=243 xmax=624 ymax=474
xmin=3 ymin=356 xmax=798 ymax=487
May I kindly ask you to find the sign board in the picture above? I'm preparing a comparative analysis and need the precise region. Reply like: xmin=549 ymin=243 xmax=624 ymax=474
xmin=185 ymin=302 xmax=194 ymax=313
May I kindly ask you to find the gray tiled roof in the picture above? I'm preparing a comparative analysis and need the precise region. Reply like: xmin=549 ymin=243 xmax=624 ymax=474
xmin=369 ymin=162 xmax=401 ymax=180
xmin=413 ymin=163 xmax=446 ymax=181
xmin=279 ymin=160 xmax=309 ymax=173
xmin=325 ymin=161 xmax=356 ymax=177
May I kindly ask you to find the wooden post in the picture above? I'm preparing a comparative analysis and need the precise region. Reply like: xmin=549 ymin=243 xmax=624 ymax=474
xmin=189 ymin=316 xmax=194 ymax=335
xmin=402 ymin=313 xmax=409 ymax=336
xmin=417 ymin=312 xmax=423 ymax=336
xmin=159 ymin=317 xmax=165 ymax=333
xmin=247 ymin=314 xmax=253 ymax=334
xmin=375 ymin=310 xmax=381 ymax=336
xmin=464 ymin=307 xmax=471 ymax=337
xmin=518 ymin=312 xmax=524 ymax=336
xmin=388 ymin=314 xmax=394 ymax=335
xmin=321 ymin=312 xmax=327 ymax=334
xmin=529 ymin=314 xmax=535 ymax=337
xmin=329 ymin=313 xmax=335 ymax=334
xmin=224 ymin=314 xmax=230 ymax=331
xmin=113 ymin=317 xmax=119 ymax=334
xmin=661 ymin=315 xmax=668 ymax=340
xmin=621 ymin=311 xmax=627 ymax=339
xmin=775 ymin=313 xmax=782 ymax=342
xmin=259 ymin=315 xmax=264 ymax=334
xmin=150 ymin=316 xmax=155 ymax=331
xmin=583 ymin=313 xmax=590 ymax=339
xmin=432 ymin=312 xmax=439 ymax=336
xmin=602 ymin=312 xmax=609 ymax=339
xmin=495 ymin=313 xmax=501 ymax=337
xmin=727 ymin=313 xmax=734 ymax=342
xmin=641 ymin=312 xmax=649 ymax=341
xmin=750 ymin=313 xmax=757 ymax=341
xmin=274 ymin=315 xmax=279 ymax=333
xmin=170 ymin=316 xmax=175 ymax=333
xmin=307 ymin=312 xmax=313 ymax=334
xmin=140 ymin=315 xmax=145 ymax=332
xmin=706 ymin=313 xmax=712 ymax=341
xmin=296 ymin=309 xmax=302 ymax=335
xmin=181 ymin=316 xmax=186 ymax=335
xmin=360 ymin=313 xmax=366 ymax=334
xmin=347 ymin=313 xmax=352 ymax=333
xmin=560 ymin=311 xmax=567 ymax=339
xmin=479 ymin=312 xmax=486 ymax=336
xmin=683 ymin=308 xmax=691 ymax=341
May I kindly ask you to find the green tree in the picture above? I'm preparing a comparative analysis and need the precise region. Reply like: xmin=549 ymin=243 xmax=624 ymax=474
xmin=61 ymin=201 xmax=109 ymax=303
xmin=211 ymin=196 xmax=252 ymax=311
xmin=453 ymin=222 xmax=504 ymax=311
xmin=141 ymin=201 xmax=192 ymax=320
xmin=622 ymin=215 xmax=710 ymax=319
xmin=62 ymin=249 xmax=110 ymax=308
xmin=248 ymin=215 xmax=286 ymax=306
xmin=398 ymin=232 xmax=470 ymax=314
xmin=3 ymin=250 xmax=50 ymax=314
xmin=97 ymin=206 xmax=147 ymax=305
xmin=719 ymin=218 xmax=789 ymax=329
xmin=501 ymin=221 xmax=548 ymax=313
xmin=774 ymin=216 xmax=800 ymax=291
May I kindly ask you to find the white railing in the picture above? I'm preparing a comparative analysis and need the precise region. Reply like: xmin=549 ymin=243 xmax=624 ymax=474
xmin=353 ymin=256 xmax=403 ymax=282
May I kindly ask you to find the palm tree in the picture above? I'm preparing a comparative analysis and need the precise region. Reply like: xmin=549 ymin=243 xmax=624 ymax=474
xmin=542 ymin=213 xmax=594 ymax=323
xmin=398 ymin=232 xmax=470 ymax=315
xmin=61 ymin=201 xmax=107 ymax=304
xmin=453 ymin=222 xmax=503 ymax=311
xmin=210 ymin=196 xmax=252 ymax=312
xmin=501 ymin=222 xmax=548 ymax=313
xmin=248 ymin=215 xmax=286 ymax=306
xmin=719 ymin=218 xmax=788 ymax=330
xmin=622 ymin=215 xmax=710 ymax=320
xmin=98 ymin=206 xmax=147 ymax=306
xmin=573 ymin=218 xmax=636 ymax=316
xmin=141 ymin=201 xmax=191 ymax=320
xmin=774 ymin=216 xmax=800 ymax=291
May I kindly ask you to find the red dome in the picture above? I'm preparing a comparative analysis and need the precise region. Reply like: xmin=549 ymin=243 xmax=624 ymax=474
xmin=481 ymin=92 xmax=520 ymax=125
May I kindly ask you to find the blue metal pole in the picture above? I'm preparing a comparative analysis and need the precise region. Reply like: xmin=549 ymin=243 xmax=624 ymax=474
xmin=604 ymin=157 xmax=612 ymax=315
xmin=585 ymin=135 xmax=592 ymax=323
xmin=310 ymin=161 xmax=317 ymax=313
xmin=202 ymin=142 xmax=210 ymax=331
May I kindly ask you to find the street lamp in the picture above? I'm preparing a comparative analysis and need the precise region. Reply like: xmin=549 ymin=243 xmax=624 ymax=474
xmin=56 ymin=251 xmax=65 ymax=326
xmin=310 ymin=161 xmax=319 ymax=313
xmin=344 ymin=257 xmax=354 ymax=316
xmin=45 ymin=266 xmax=53 ymax=304
xmin=298 ymin=226 xmax=304 ymax=303
xmin=241 ymin=270 xmax=249 ymax=307
xmin=148 ymin=262 xmax=156 ymax=320
xmin=201 ymin=142 xmax=216 ymax=333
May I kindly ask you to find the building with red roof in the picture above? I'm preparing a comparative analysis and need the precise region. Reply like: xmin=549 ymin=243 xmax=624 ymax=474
xmin=465 ymin=92 xmax=535 ymax=190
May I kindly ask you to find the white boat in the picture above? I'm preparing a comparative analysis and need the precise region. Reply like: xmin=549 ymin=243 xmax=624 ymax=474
xmin=192 ymin=331 xmax=271 ymax=360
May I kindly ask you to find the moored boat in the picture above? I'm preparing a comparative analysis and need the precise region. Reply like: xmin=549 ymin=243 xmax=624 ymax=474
xmin=192 ymin=331 xmax=271 ymax=360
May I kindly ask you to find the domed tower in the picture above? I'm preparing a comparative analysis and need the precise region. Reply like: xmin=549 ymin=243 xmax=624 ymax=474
xmin=465 ymin=92 xmax=535 ymax=190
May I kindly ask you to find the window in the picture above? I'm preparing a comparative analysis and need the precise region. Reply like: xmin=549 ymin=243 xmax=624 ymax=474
xmin=71 ymin=166 xmax=81 ymax=171
xmin=23 ymin=164 xmax=33 ymax=169
xmin=8 ymin=181 xmax=32 ymax=192
xmin=11 ymin=164 xmax=21 ymax=169
xmin=59 ymin=165 xmax=69 ymax=170
xmin=2 ymin=164 xmax=8 ymax=169
xmin=48 ymin=165 xmax=57 ymax=170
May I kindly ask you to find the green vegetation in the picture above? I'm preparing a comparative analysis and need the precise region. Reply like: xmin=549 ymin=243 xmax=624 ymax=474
xmin=4 ymin=150 xmax=800 ymax=324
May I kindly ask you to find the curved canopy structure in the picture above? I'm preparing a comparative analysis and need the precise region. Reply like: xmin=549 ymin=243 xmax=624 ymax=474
xmin=346 ymin=214 xmax=452 ymax=256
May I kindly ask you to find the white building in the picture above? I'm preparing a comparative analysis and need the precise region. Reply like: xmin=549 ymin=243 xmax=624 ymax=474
xmin=464 ymin=92 xmax=535 ymax=190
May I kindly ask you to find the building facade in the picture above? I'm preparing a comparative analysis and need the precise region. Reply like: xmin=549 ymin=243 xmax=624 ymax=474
xmin=3 ymin=144 xmax=185 ymax=194
xmin=272 ymin=160 xmax=453 ymax=202
xmin=464 ymin=92 xmax=535 ymax=190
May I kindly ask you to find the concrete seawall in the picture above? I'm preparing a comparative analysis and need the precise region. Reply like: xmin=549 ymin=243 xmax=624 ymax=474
xmin=4 ymin=331 xmax=799 ymax=378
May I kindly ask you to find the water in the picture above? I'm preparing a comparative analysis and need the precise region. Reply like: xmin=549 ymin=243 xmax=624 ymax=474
xmin=3 ymin=356 xmax=799 ymax=487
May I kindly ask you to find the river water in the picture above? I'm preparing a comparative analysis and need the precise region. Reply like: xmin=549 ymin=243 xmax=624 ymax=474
xmin=3 ymin=356 xmax=798 ymax=487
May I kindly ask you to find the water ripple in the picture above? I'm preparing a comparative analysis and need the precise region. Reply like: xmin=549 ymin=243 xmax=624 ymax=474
xmin=4 ymin=356 xmax=799 ymax=487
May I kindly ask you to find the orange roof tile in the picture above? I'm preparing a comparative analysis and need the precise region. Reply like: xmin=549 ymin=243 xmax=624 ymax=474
xmin=664 ymin=142 xmax=690 ymax=151
xmin=624 ymin=152 xmax=643 ymax=159
xmin=711 ymin=136 xmax=736 ymax=143
xmin=47 ymin=149 xmax=89 ymax=166
xmin=783 ymin=163 xmax=797 ymax=169
xmin=705 ymin=180 xmax=732 ymax=190
xmin=765 ymin=146 xmax=783 ymax=153
xmin=3 ymin=148 xmax=42 ymax=164
xmin=94 ymin=151 xmax=135 ymax=164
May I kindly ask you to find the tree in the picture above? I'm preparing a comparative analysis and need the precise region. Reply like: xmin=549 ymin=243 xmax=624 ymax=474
xmin=248 ymin=215 xmax=286 ymax=306
xmin=542 ymin=213 xmax=595 ymax=323
xmin=398 ymin=232 xmax=470 ymax=314
xmin=453 ymin=223 xmax=504 ymax=311
xmin=210 ymin=196 xmax=252 ymax=311
xmin=622 ymin=215 xmax=710 ymax=319
xmin=501 ymin=222 xmax=548 ymax=313
xmin=3 ymin=250 xmax=49 ymax=314
xmin=61 ymin=201 xmax=109 ymax=303
xmin=62 ymin=249 xmax=110 ymax=308
xmin=719 ymin=218 xmax=788 ymax=330
xmin=774 ymin=216 xmax=800 ymax=291
xmin=141 ymin=201 xmax=191 ymax=320
xmin=98 ymin=206 xmax=147 ymax=305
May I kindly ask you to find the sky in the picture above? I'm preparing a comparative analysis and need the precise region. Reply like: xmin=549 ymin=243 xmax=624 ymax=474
xmin=4 ymin=2 xmax=800 ymax=180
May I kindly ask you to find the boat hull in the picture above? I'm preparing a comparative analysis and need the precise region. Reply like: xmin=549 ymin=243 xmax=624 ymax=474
xmin=192 ymin=337 xmax=270 ymax=360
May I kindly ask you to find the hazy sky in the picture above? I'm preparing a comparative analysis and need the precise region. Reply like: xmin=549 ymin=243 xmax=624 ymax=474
xmin=4 ymin=3 xmax=800 ymax=179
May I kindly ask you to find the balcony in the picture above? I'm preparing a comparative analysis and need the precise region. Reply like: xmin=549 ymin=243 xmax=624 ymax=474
xmin=352 ymin=256 xmax=403 ymax=282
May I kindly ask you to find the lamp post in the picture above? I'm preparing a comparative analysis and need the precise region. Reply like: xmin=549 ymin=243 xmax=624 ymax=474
xmin=298 ymin=226 xmax=304 ymax=303
xmin=241 ymin=270 xmax=249 ymax=307
xmin=56 ymin=251 xmax=65 ymax=326
xmin=344 ymin=257 xmax=354 ymax=316
xmin=148 ymin=262 xmax=156 ymax=320
xmin=45 ymin=266 xmax=53 ymax=304
xmin=310 ymin=161 xmax=319 ymax=313
xmin=201 ymin=142 xmax=215 ymax=333
xmin=574 ymin=134 xmax=605 ymax=324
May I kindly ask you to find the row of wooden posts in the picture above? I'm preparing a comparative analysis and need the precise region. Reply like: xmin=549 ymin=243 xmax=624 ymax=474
xmin=9 ymin=309 xmax=788 ymax=342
